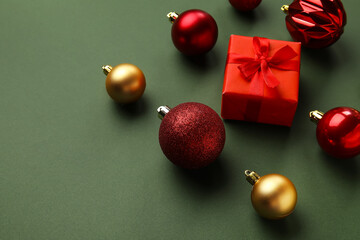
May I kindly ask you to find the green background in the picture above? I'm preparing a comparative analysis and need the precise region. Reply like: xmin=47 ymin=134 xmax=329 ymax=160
xmin=0 ymin=0 xmax=359 ymax=239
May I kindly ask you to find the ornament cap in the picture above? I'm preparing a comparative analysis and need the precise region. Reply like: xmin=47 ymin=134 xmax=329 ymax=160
xmin=167 ymin=12 xmax=179 ymax=23
xmin=245 ymin=170 xmax=261 ymax=185
xmin=281 ymin=5 xmax=289 ymax=14
xmin=102 ymin=65 xmax=113 ymax=76
xmin=157 ymin=106 xmax=171 ymax=120
xmin=309 ymin=110 xmax=324 ymax=124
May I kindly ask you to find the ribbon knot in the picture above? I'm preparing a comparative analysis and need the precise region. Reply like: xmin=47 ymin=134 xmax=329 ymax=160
xmin=227 ymin=37 xmax=299 ymax=89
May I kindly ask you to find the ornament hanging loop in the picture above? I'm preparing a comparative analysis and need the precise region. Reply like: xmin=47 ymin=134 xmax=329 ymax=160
xmin=157 ymin=106 xmax=171 ymax=120
xmin=309 ymin=110 xmax=324 ymax=124
xmin=102 ymin=65 xmax=113 ymax=76
xmin=167 ymin=12 xmax=179 ymax=23
xmin=245 ymin=170 xmax=261 ymax=185
xmin=281 ymin=5 xmax=289 ymax=14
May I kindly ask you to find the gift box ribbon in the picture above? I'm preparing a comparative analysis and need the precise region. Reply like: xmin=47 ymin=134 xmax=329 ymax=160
xmin=226 ymin=36 xmax=300 ymax=122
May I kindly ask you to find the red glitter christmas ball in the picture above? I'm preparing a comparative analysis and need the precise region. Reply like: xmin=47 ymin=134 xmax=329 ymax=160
xmin=158 ymin=102 xmax=226 ymax=169
xmin=283 ymin=0 xmax=346 ymax=48
xmin=169 ymin=9 xmax=218 ymax=55
xmin=229 ymin=0 xmax=262 ymax=11
xmin=314 ymin=107 xmax=360 ymax=159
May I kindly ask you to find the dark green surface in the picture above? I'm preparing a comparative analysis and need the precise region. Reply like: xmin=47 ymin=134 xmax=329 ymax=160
xmin=0 ymin=0 xmax=359 ymax=239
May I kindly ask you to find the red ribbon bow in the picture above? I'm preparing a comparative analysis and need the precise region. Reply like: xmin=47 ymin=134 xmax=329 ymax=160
xmin=227 ymin=37 xmax=299 ymax=89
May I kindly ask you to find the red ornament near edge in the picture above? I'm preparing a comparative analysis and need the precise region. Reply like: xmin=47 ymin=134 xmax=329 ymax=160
xmin=282 ymin=0 xmax=346 ymax=48
xmin=310 ymin=107 xmax=360 ymax=159
xmin=167 ymin=10 xmax=218 ymax=55
xmin=229 ymin=0 xmax=262 ymax=11
xmin=157 ymin=102 xmax=226 ymax=169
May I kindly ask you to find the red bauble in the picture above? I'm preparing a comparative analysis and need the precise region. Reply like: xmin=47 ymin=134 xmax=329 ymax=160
xmin=284 ymin=0 xmax=346 ymax=48
xmin=158 ymin=102 xmax=226 ymax=169
xmin=229 ymin=0 xmax=262 ymax=11
xmin=312 ymin=107 xmax=360 ymax=159
xmin=169 ymin=10 xmax=218 ymax=55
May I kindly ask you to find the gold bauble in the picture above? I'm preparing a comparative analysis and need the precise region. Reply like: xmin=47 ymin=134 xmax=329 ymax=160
xmin=102 ymin=64 xmax=146 ymax=103
xmin=245 ymin=171 xmax=297 ymax=220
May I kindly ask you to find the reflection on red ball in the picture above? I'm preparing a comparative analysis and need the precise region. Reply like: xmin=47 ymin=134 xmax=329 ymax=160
xmin=316 ymin=107 xmax=360 ymax=159
xmin=171 ymin=10 xmax=218 ymax=55
xmin=159 ymin=102 xmax=226 ymax=169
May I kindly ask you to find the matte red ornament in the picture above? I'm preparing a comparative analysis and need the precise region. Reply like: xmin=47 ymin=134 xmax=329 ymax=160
xmin=167 ymin=10 xmax=218 ymax=55
xmin=310 ymin=107 xmax=360 ymax=159
xmin=229 ymin=0 xmax=262 ymax=11
xmin=282 ymin=0 xmax=346 ymax=48
xmin=158 ymin=103 xmax=226 ymax=169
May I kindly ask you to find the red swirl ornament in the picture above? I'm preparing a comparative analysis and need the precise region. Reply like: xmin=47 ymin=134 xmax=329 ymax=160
xmin=282 ymin=0 xmax=346 ymax=48
xmin=310 ymin=107 xmax=360 ymax=159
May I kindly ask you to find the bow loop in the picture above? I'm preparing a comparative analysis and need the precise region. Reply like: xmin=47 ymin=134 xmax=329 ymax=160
xmin=253 ymin=37 xmax=270 ymax=59
xmin=270 ymin=45 xmax=298 ymax=64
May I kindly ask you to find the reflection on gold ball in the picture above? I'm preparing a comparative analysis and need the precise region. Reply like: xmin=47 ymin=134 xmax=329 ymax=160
xmin=251 ymin=174 xmax=297 ymax=220
xmin=104 ymin=63 xmax=146 ymax=103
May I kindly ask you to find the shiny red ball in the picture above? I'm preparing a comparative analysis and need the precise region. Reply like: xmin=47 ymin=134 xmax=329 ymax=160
xmin=229 ymin=0 xmax=262 ymax=11
xmin=171 ymin=9 xmax=218 ymax=55
xmin=159 ymin=102 xmax=226 ymax=169
xmin=316 ymin=107 xmax=360 ymax=159
xmin=285 ymin=0 xmax=346 ymax=48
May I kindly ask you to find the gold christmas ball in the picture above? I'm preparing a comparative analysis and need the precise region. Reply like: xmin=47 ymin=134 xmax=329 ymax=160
xmin=245 ymin=171 xmax=297 ymax=220
xmin=102 ymin=64 xmax=146 ymax=103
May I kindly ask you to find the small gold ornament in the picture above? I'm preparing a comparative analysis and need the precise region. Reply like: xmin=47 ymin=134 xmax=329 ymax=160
xmin=245 ymin=170 xmax=297 ymax=220
xmin=102 ymin=64 xmax=146 ymax=103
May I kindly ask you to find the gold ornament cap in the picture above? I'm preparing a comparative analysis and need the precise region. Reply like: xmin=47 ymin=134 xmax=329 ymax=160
xmin=102 ymin=65 xmax=113 ymax=75
xmin=309 ymin=110 xmax=324 ymax=124
xmin=167 ymin=12 xmax=179 ymax=23
xmin=245 ymin=170 xmax=261 ymax=185
xmin=281 ymin=5 xmax=289 ymax=14
xmin=157 ymin=106 xmax=171 ymax=120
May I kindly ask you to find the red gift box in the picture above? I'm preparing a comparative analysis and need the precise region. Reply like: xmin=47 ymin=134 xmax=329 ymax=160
xmin=221 ymin=35 xmax=301 ymax=127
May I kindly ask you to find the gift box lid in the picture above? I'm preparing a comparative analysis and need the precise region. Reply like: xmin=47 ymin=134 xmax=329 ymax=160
xmin=223 ymin=35 xmax=301 ymax=103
